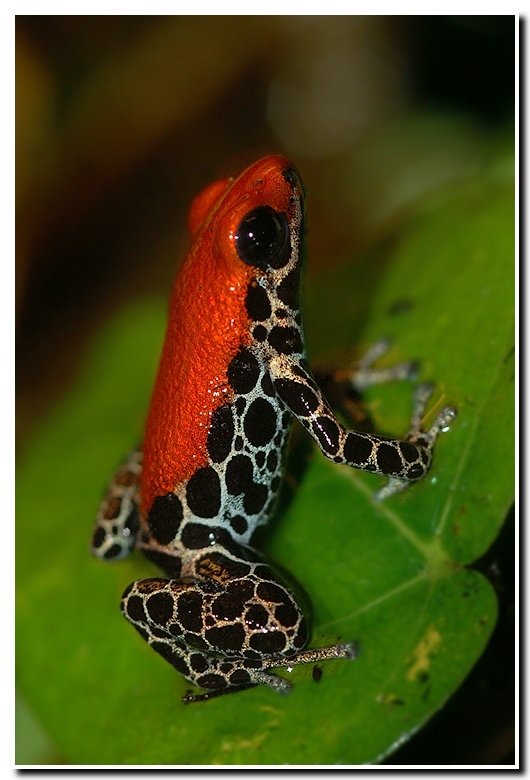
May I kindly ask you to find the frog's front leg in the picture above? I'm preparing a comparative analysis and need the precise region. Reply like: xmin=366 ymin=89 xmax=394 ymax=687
xmin=270 ymin=355 xmax=456 ymax=500
xmin=91 ymin=450 xmax=142 ymax=560
xmin=121 ymin=557 xmax=357 ymax=703
xmin=316 ymin=339 xmax=419 ymax=397
xmin=314 ymin=340 xmax=419 ymax=429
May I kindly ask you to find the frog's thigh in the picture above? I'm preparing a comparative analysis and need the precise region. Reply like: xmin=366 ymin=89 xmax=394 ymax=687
xmin=121 ymin=577 xmax=207 ymax=680
xmin=120 ymin=576 xmax=292 ymax=696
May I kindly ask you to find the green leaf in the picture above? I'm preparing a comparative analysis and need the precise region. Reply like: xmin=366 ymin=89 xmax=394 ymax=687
xmin=17 ymin=154 xmax=513 ymax=764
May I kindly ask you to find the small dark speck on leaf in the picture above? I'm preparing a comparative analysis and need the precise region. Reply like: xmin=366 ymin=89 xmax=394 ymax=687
xmin=387 ymin=298 xmax=415 ymax=315
xmin=312 ymin=664 xmax=323 ymax=682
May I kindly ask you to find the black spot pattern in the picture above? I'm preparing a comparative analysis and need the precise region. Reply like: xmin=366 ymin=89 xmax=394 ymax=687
xmin=245 ymin=604 xmax=269 ymax=629
xmin=126 ymin=595 xmax=147 ymax=623
xmin=212 ymin=593 xmax=245 ymax=621
xmin=208 ymin=405 xmax=234 ymax=463
xmin=275 ymin=602 xmax=299 ymax=628
xmin=125 ymin=507 xmax=140 ymax=535
xmin=206 ymin=623 xmax=246 ymax=652
xmin=266 ymin=450 xmax=278 ymax=472
xmin=243 ymin=482 xmax=268 ymax=515
xmin=256 ymin=580 xmax=288 ymax=603
xmin=407 ymin=464 xmax=424 ymax=480
xmin=230 ymin=515 xmax=248 ymax=535
xmin=181 ymin=523 xmax=215 ymax=549
xmin=275 ymin=377 xmax=319 ymax=416
xmin=190 ymin=653 xmax=209 ymax=673
xmin=177 ymin=591 xmax=204 ymax=633
xmin=376 ymin=443 xmax=404 ymax=475
xmin=197 ymin=673 xmax=227 ymax=690
xmin=104 ymin=544 xmax=122 ymax=559
xmin=226 ymin=454 xmax=254 ymax=496
xmin=228 ymin=579 xmax=255 ymax=601
xmin=343 ymin=432 xmax=373 ymax=465
xmin=250 ymin=630 xmax=286 ymax=654
xmin=92 ymin=526 xmax=105 ymax=549
xmin=186 ymin=468 xmax=221 ymax=518
xmin=146 ymin=592 xmax=174 ymax=625
xmin=268 ymin=326 xmax=303 ymax=356
xmin=246 ymin=283 xmax=272 ymax=321
xmin=148 ymin=493 xmax=184 ymax=545
xmin=229 ymin=669 xmax=252 ymax=685
xmin=312 ymin=416 xmax=340 ymax=455
xmin=244 ymin=398 xmax=277 ymax=447
xmin=228 ymin=348 xmax=260 ymax=394
xmin=400 ymin=441 xmax=419 ymax=463
xmin=261 ymin=371 xmax=275 ymax=397
xmin=270 ymin=476 xmax=281 ymax=493
xmin=252 ymin=325 xmax=267 ymax=342
xmin=277 ymin=267 xmax=301 ymax=309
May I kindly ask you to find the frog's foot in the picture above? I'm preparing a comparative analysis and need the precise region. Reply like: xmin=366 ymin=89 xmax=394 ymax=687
xmin=91 ymin=450 xmax=142 ymax=560
xmin=351 ymin=339 xmax=419 ymax=392
xmin=406 ymin=383 xmax=458 ymax=447
xmin=182 ymin=642 xmax=358 ymax=704
xmin=313 ymin=340 xmax=418 ymax=430
xmin=181 ymin=668 xmax=292 ymax=704
xmin=374 ymin=384 xmax=457 ymax=502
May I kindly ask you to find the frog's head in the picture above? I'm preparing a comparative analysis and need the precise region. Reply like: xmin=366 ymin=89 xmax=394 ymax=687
xmin=187 ymin=155 xmax=306 ymax=313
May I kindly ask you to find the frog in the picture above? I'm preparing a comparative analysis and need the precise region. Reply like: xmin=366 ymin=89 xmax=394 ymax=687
xmin=91 ymin=155 xmax=456 ymax=703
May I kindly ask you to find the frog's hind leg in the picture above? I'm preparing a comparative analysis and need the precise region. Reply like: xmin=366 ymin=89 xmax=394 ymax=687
xmin=121 ymin=573 xmax=358 ymax=704
xmin=91 ymin=449 xmax=142 ymax=560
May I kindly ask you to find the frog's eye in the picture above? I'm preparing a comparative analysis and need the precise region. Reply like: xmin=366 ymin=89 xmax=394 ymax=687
xmin=235 ymin=206 xmax=290 ymax=270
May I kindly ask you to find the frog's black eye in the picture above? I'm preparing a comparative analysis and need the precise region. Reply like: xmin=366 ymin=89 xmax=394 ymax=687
xmin=235 ymin=206 xmax=291 ymax=270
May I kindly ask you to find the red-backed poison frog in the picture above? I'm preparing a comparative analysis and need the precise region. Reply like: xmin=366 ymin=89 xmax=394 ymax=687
xmin=92 ymin=155 xmax=456 ymax=703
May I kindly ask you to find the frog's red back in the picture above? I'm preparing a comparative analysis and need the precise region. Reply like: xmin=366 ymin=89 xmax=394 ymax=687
xmin=140 ymin=155 xmax=294 ymax=517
